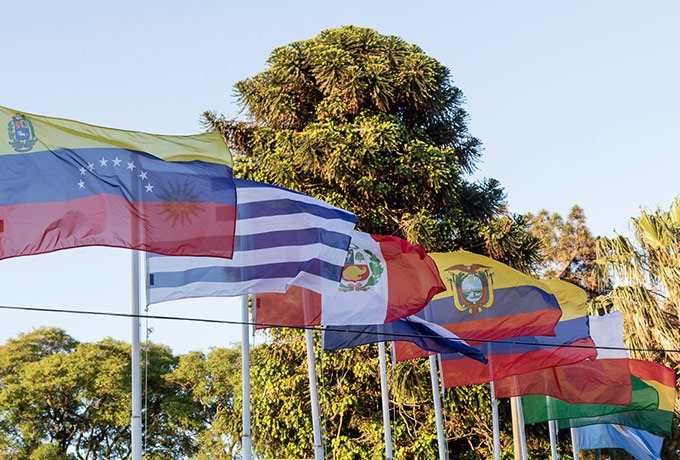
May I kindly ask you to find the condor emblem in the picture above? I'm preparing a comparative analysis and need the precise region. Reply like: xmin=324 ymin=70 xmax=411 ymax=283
xmin=446 ymin=263 xmax=495 ymax=315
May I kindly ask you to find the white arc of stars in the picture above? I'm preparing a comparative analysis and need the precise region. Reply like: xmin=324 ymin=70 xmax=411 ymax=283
xmin=77 ymin=156 xmax=155 ymax=194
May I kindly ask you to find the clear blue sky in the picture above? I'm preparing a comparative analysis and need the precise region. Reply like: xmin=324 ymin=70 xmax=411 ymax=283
xmin=1 ymin=1 xmax=678 ymax=355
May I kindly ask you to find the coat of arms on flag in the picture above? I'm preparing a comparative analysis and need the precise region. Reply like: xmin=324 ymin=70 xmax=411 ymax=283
xmin=339 ymin=241 xmax=384 ymax=292
xmin=446 ymin=263 xmax=495 ymax=314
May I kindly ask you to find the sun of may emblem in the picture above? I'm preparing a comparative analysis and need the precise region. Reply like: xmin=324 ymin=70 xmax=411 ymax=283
xmin=446 ymin=263 xmax=495 ymax=315
xmin=339 ymin=244 xmax=384 ymax=292
xmin=156 ymin=180 xmax=207 ymax=227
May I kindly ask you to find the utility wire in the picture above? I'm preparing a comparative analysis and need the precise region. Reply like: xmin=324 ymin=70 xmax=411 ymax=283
xmin=0 ymin=303 xmax=678 ymax=354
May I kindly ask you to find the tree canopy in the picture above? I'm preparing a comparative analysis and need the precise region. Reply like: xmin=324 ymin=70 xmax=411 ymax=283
xmin=526 ymin=205 xmax=608 ymax=297
xmin=205 ymin=25 xmax=540 ymax=267
xmin=0 ymin=328 xmax=201 ymax=460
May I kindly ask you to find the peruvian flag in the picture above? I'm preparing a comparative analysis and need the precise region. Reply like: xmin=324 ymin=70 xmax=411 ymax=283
xmin=255 ymin=231 xmax=445 ymax=327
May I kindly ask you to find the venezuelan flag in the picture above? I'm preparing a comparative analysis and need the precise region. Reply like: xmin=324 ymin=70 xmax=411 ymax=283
xmin=0 ymin=105 xmax=236 ymax=259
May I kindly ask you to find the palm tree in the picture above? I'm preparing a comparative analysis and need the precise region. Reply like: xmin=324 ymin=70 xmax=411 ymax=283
xmin=593 ymin=199 xmax=680 ymax=456
xmin=593 ymin=198 xmax=680 ymax=368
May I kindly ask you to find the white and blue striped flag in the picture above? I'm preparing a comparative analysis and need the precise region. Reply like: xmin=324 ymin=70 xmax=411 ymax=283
xmin=146 ymin=178 xmax=357 ymax=304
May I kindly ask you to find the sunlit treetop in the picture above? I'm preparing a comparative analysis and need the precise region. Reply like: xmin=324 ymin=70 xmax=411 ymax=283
xmin=206 ymin=26 xmax=538 ymax=264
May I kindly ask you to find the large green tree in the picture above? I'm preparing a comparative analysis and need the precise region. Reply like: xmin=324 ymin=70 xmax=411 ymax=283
xmin=0 ymin=328 xmax=198 ymax=459
xmin=205 ymin=25 xmax=540 ymax=267
xmin=199 ymin=25 xmax=554 ymax=459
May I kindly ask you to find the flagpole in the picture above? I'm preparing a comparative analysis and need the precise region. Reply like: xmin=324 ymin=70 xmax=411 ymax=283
xmin=131 ymin=250 xmax=143 ymax=460
xmin=514 ymin=396 xmax=528 ymax=460
xmin=305 ymin=329 xmax=324 ymax=460
xmin=511 ymin=397 xmax=521 ymax=459
xmin=489 ymin=381 xmax=501 ymax=460
xmin=436 ymin=353 xmax=449 ymax=460
xmin=549 ymin=420 xmax=559 ymax=459
xmin=378 ymin=342 xmax=393 ymax=460
xmin=428 ymin=355 xmax=447 ymax=460
xmin=241 ymin=294 xmax=252 ymax=460
xmin=571 ymin=426 xmax=580 ymax=459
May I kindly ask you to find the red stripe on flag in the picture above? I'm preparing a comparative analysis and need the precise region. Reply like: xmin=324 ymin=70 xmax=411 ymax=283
xmin=629 ymin=359 xmax=676 ymax=387
xmin=373 ymin=234 xmax=445 ymax=323
xmin=0 ymin=196 xmax=236 ymax=259
xmin=493 ymin=358 xmax=633 ymax=405
xmin=255 ymin=287 xmax=322 ymax=328
xmin=435 ymin=337 xmax=597 ymax=388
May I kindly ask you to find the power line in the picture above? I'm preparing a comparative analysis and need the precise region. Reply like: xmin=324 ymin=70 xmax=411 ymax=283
xmin=0 ymin=303 xmax=678 ymax=354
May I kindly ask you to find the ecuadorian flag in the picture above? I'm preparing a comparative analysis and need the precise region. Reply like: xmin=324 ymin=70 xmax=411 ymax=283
xmin=0 ymin=105 xmax=236 ymax=260
xmin=395 ymin=252 xmax=565 ymax=360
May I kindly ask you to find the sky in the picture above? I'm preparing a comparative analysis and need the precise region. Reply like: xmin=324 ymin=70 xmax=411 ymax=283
xmin=1 ymin=1 xmax=678 ymax=355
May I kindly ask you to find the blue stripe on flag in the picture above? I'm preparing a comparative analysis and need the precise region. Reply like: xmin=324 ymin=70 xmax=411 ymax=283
xmin=576 ymin=424 xmax=663 ymax=460
xmin=234 ymin=228 xmax=351 ymax=251
xmin=150 ymin=258 xmax=344 ymax=287
xmin=323 ymin=318 xmax=487 ymax=363
xmin=146 ymin=178 xmax=357 ymax=303
xmin=237 ymin=198 xmax=356 ymax=222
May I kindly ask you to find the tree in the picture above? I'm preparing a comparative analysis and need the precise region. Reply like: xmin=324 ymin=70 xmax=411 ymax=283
xmin=200 ymin=25 xmax=550 ymax=459
xmin=592 ymin=198 xmax=680 ymax=458
xmin=0 ymin=328 xmax=198 ymax=459
xmin=165 ymin=347 xmax=243 ymax=459
xmin=205 ymin=25 xmax=540 ymax=264
xmin=525 ymin=205 xmax=608 ymax=297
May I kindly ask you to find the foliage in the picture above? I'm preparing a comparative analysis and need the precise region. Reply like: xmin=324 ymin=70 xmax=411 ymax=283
xmin=165 ymin=347 xmax=243 ymax=459
xmin=525 ymin=205 xmax=606 ymax=297
xmin=243 ymin=329 xmax=533 ymax=459
xmin=196 ymin=24 xmax=555 ymax=459
xmin=592 ymin=198 xmax=680 ymax=458
xmin=0 ymin=328 xmax=198 ymax=460
xmin=204 ymin=25 xmax=540 ymax=264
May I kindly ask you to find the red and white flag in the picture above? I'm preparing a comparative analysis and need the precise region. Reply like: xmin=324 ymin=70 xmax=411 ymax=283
xmin=255 ymin=231 xmax=445 ymax=327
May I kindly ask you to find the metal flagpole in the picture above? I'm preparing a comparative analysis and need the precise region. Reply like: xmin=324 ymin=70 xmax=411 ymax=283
xmin=570 ymin=426 xmax=580 ymax=459
xmin=241 ymin=294 xmax=252 ymax=460
xmin=428 ymin=355 xmax=447 ymax=460
xmin=514 ymin=397 xmax=528 ymax=460
xmin=489 ymin=381 xmax=501 ymax=460
xmin=511 ymin=396 xmax=522 ymax=458
xmin=549 ymin=420 xmax=559 ymax=459
xmin=131 ymin=250 xmax=143 ymax=460
xmin=305 ymin=329 xmax=324 ymax=460
xmin=378 ymin=342 xmax=393 ymax=460
xmin=436 ymin=354 xmax=449 ymax=460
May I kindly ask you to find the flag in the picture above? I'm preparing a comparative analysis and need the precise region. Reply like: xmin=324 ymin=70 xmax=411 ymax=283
xmin=522 ymin=374 xmax=659 ymax=425
xmin=410 ymin=252 xmax=563 ymax=341
xmin=255 ymin=231 xmax=445 ymax=326
xmin=402 ymin=279 xmax=597 ymax=388
xmin=555 ymin=359 xmax=676 ymax=436
xmin=322 ymin=316 xmax=488 ymax=363
xmin=575 ymin=425 xmax=664 ymax=460
xmin=147 ymin=178 xmax=357 ymax=303
xmin=493 ymin=311 xmax=632 ymax=405
xmin=0 ymin=105 xmax=236 ymax=259
xmin=394 ymin=252 xmax=564 ymax=364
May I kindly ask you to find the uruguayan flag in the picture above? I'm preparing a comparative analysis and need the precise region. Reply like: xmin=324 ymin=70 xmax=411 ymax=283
xmin=146 ymin=178 xmax=357 ymax=304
